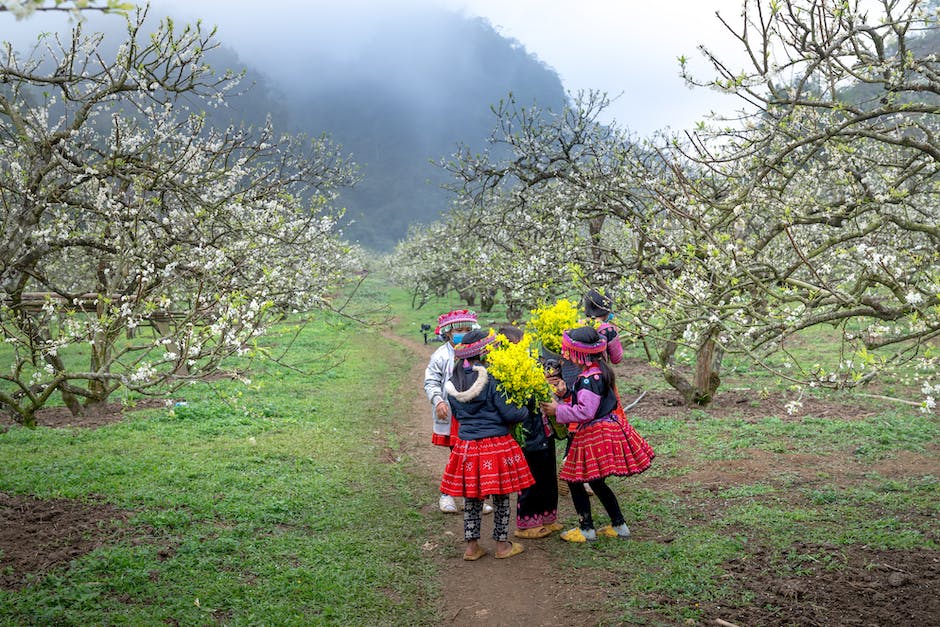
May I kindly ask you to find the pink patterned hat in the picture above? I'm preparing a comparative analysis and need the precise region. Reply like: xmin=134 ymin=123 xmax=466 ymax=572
xmin=435 ymin=309 xmax=478 ymax=335
xmin=562 ymin=326 xmax=607 ymax=364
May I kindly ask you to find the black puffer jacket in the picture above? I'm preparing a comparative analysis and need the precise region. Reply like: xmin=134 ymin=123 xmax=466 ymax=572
xmin=446 ymin=365 xmax=527 ymax=441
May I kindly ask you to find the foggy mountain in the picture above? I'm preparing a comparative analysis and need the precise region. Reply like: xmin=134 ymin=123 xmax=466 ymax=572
xmin=3 ymin=5 xmax=568 ymax=251
xmin=204 ymin=8 xmax=570 ymax=251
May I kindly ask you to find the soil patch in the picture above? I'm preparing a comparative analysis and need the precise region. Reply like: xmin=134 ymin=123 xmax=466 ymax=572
xmin=1 ymin=399 xmax=166 ymax=430
xmin=613 ymin=357 xmax=910 ymax=423
xmin=694 ymin=542 xmax=940 ymax=626
xmin=624 ymin=388 xmax=879 ymax=423
xmin=644 ymin=447 xmax=940 ymax=495
xmin=0 ymin=492 xmax=143 ymax=590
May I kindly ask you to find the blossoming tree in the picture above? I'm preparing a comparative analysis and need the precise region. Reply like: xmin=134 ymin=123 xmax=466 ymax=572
xmin=387 ymin=190 xmax=583 ymax=319
xmin=679 ymin=0 xmax=939 ymax=410
xmin=439 ymin=1 xmax=938 ymax=409
xmin=439 ymin=91 xmax=742 ymax=405
xmin=0 ymin=8 xmax=360 ymax=425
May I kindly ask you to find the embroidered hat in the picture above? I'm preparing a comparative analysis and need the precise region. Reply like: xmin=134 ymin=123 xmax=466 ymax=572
xmin=454 ymin=329 xmax=497 ymax=359
xmin=583 ymin=289 xmax=612 ymax=318
xmin=435 ymin=309 xmax=478 ymax=335
xmin=562 ymin=326 xmax=607 ymax=364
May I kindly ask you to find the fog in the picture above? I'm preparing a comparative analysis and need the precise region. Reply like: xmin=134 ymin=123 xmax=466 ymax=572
xmin=1 ymin=2 xmax=572 ymax=250
xmin=1 ymin=1 xmax=745 ymax=250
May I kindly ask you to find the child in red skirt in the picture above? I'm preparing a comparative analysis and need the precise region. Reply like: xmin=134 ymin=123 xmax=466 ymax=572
xmin=441 ymin=329 xmax=535 ymax=560
xmin=424 ymin=309 xmax=481 ymax=514
xmin=541 ymin=326 xmax=654 ymax=543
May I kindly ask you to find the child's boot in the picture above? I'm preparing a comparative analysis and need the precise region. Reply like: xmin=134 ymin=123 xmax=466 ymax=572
xmin=560 ymin=527 xmax=597 ymax=543
xmin=597 ymin=523 xmax=631 ymax=539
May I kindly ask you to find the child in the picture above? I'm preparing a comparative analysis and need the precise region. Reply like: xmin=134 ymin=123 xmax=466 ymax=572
xmin=583 ymin=288 xmax=623 ymax=364
xmin=584 ymin=288 xmax=638 ymax=435
xmin=424 ymin=309 xmax=488 ymax=514
xmin=497 ymin=326 xmax=563 ymax=540
xmin=541 ymin=326 xmax=654 ymax=542
xmin=559 ymin=288 xmax=623 ymax=499
xmin=441 ymin=329 xmax=535 ymax=560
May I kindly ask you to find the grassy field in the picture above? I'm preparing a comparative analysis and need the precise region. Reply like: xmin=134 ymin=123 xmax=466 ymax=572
xmin=1 ymin=278 xmax=938 ymax=625
xmin=0 ymin=285 xmax=445 ymax=625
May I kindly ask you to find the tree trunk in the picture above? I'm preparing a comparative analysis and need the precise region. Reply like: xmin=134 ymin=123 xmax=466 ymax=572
xmin=479 ymin=289 xmax=496 ymax=313
xmin=505 ymin=303 xmax=523 ymax=322
xmin=88 ymin=323 xmax=109 ymax=403
xmin=692 ymin=331 xmax=723 ymax=406
xmin=658 ymin=329 xmax=724 ymax=407
xmin=456 ymin=288 xmax=476 ymax=307
xmin=9 ymin=289 xmax=84 ymax=417
xmin=45 ymin=354 xmax=84 ymax=416
xmin=659 ymin=340 xmax=698 ymax=405
xmin=588 ymin=215 xmax=606 ymax=265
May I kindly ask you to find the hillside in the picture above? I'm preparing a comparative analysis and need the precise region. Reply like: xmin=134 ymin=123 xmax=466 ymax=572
xmin=3 ymin=6 xmax=569 ymax=251
xmin=208 ymin=9 xmax=570 ymax=251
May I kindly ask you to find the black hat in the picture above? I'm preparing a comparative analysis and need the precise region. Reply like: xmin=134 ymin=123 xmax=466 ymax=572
xmin=458 ymin=329 xmax=489 ymax=346
xmin=583 ymin=289 xmax=611 ymax=318
xmin=454 ymin=329 xmax=496 ymax=359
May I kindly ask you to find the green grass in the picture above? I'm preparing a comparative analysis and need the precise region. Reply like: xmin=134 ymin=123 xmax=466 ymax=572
xmin=635 ymin=410 xmax=939 ymax=464
xmin=0 ymin=294 xmax=442 ymax=625
xmin=1 ymin=275 xmax=938 ymax=625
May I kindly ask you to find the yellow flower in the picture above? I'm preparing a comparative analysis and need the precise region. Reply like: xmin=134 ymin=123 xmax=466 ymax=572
xmin=486 ymin=333 xmax=552 ymax=407
xmin=527 ymin=299 xmax=579 ymax=354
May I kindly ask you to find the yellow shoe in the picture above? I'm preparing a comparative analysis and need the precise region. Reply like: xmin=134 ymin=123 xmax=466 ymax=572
xmin=597 ymin=524 xmax=631 ymax=538
xmin=543 ymin=522 xmax=564 ymax=533
xmin=596 ymin=525 xmax=618 ymax=538
xmin=515 ymin=526 xmax=551 ymax=539
xmin=495 ymin=541 xmax=525 ymax=559
xmin=560 ymin=527 xmax=596 ymax=543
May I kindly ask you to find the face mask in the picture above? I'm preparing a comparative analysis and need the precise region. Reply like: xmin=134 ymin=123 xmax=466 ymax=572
xmin=451 ymin=333 xmax=464 ymax=344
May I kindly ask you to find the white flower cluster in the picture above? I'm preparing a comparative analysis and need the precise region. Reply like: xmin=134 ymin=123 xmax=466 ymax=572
xmin=0 ymin=0 xmax=37 ymax=19
xmin=921 ymin=381 xmax=938 ymax=414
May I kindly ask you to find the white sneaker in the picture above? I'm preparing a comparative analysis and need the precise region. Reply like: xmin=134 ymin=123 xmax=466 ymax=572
xmin=482 ymin=502 xmax=493 ymax=515
xmin=439 ymin=494 xmax=458 ymax=513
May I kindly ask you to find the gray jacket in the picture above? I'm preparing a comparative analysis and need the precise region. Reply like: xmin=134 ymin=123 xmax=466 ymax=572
xmin=424 ymin=342 xmax=455 ymax=437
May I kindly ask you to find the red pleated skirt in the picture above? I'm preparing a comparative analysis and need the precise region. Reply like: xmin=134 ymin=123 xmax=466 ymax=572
xmin=431 ymin=415 xmax=461 ymax=447
xmin=441 ymin=434 xmax=535 ymax=498
xmin=559 ymin=411 xmax=654 ymax=483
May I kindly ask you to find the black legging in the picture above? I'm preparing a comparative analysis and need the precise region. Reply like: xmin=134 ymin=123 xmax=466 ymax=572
xmin=568 ymin=478 xmax=625 ymax=530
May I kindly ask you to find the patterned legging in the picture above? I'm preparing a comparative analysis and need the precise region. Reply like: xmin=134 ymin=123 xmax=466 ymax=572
xmin=464 ymin=494 xmax=511 ymax=541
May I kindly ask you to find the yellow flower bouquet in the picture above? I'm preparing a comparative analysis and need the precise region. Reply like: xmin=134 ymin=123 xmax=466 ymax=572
xmin=527 ymin=298 xmax=580 ymax=355
xmin=486 ymin=332 xmax=567 ymax=441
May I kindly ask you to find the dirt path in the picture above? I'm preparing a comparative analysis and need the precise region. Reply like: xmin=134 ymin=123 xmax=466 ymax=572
xmin=386 ymin=331 xmax=604 ymax=626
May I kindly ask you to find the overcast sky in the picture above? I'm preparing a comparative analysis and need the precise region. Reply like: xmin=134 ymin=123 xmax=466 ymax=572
xmin=435 ymin=0 xmax=749 ymax=134
xmin=146 ymin=0 xmax=749 ymax=136
xmin=4 ymin=0 xmax=750 ymax=136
